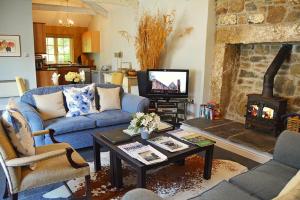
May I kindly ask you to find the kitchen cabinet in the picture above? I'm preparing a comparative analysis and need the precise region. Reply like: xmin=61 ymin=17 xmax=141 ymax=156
xmin=36 ymin=70 xmax=58 ymax=87
xmin=82 ymin=31 xmax=100 ymax=53
xmin=33 ymin=22 xmax=46 ymax=54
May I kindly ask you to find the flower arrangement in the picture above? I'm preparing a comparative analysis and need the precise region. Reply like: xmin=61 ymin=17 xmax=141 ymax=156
xmin=65 ymin=72 xmax=82 ymax=83
xmin=129 ymin=112 xmax=160 ymax=135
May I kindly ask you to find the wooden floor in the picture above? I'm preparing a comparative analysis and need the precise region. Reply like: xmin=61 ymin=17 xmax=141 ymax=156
xmin=181 ymin=118 xmax=277 ymax=163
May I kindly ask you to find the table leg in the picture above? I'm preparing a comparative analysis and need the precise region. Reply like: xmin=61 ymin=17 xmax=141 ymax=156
xmin=113 ymin=155 xmax=123 ymax=188
xmin=137 ymin=168 xmax=146 ymax=188
xmin=93 ymin=139 xmax=101 ymax=171
xmin=109 ymin=152 xmax=116 ymax=187
xmin=204 ymin=145 xmax=214 ymax=180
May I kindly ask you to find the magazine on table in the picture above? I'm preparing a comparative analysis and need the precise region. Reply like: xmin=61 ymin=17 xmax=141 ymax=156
xmin=118 ymin=142 xmax=167 ymax=165
xmin=168 ymin=129 xmax=215 ymax=147
xmin=148 ymin=136 xmax=189 ymax=152
xmin=123 ymin=121 xmax=173 ymax=137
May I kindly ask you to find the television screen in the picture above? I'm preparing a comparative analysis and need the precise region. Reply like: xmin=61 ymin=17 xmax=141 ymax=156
xmin=147 ymin=69 xmax=189 ymax=97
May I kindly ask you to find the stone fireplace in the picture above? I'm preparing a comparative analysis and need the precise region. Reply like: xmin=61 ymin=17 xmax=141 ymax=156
xmin=210 ymin=0 xmax=300 ymax=126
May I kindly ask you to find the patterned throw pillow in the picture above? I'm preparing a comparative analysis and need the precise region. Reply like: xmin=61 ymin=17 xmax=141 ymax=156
xmin=63 ymin=83 xmax=98 ymax=117
xmin=1 ymin=104 xmax=35 ymax=157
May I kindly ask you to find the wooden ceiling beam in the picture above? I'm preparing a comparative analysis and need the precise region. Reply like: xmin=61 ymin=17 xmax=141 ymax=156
xmin=32 ymin=3 xmax=108 ymax=17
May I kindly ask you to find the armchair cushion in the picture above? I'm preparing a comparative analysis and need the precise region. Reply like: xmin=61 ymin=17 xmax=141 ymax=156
xmin=20 ymin=143 xmax=89 ymax=192
xmin=1 ymin=101 xmax=35 ymax=157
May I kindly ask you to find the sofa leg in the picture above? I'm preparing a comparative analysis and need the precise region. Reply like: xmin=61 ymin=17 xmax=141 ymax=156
xmin=85 ymin=175 xmax=91 ymax=200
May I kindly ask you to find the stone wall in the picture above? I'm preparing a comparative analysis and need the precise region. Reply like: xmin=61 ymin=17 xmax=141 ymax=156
xmin=216 ymin=0 xmax=300 ymax=26
xmin=210 ymin=0 xmax=300 ymax=122
xmin=225 ymin=43 xmax=300 ymax=122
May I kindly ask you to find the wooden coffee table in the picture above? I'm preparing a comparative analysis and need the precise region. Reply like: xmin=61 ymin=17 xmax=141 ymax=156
xmin=93 ymin=128 xmax=214 ymax=188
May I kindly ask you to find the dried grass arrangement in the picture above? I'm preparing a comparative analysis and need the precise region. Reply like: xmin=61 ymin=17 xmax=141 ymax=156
xmin=136 ymin=11 xmax=175 ymax=70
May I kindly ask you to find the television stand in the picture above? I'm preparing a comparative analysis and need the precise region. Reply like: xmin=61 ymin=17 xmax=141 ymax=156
xmin=148 ymin=97 xmax=190 ymax=126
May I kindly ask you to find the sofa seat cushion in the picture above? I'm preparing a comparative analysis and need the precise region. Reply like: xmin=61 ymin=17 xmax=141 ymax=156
xmin=86 ymin=110 xmax=132 ymax=128
xmin=190 ymin=181 xmax=259 ymax=200
xmin=44 ymin=116 xmax=96 ymax=135
xmin=229 ymin=160 xmax=297 ymax=200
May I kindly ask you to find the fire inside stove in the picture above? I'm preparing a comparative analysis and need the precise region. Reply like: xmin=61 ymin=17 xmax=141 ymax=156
xmin=248 ymin=105 xmax=259 ymax=117
xmin=262 ymin=107 xmax=274 ymax=119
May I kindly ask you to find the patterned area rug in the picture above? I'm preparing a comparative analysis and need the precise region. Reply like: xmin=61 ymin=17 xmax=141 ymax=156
xmin=43 ymin=152 xmax=247 ymax=200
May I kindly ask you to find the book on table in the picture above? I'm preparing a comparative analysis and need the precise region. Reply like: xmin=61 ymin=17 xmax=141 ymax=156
xmin=148 ymin=136 xmax=189 ymax=152
xmin=169 ymin=129 xmax=215 ymax=147
xmin=118 ymin=142 xmax=167 ymax=165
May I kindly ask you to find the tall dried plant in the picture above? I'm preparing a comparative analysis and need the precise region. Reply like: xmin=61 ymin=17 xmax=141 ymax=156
xmin=135 ymin=11 xmax=175 ymax=70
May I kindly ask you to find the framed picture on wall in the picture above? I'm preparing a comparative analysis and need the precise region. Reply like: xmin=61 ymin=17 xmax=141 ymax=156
xmin=0 ymin=35 xmax=21 ymax=57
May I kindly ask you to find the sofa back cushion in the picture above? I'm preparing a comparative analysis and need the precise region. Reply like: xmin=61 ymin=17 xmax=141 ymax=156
xmin=274 ymin=130 xmax=300 ymax=169
xmin=21 ymin=84 xmax=124 ymax=111
xmin=21 ymin=85 xmax=64 ymax=108
xmin=33 ymin=91 xmax=66 ymax=120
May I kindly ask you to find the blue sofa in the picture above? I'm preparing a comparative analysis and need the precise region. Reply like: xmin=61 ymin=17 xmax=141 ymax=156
xmin=122 ymin=130 xmax=300 ymax=200
xmin=15 ymin=84 xmax=149 ymax=149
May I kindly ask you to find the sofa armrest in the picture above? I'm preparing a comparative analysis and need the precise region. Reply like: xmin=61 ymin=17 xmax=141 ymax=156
xmin=121 ymin=93 xmax=150 ymax=114
xmin=15 ymin=101 xmax=44 ymax=131
xmin=122 ymin=189 xmax=163 ymax=200
xmin=273 ymin=130 xmax=300 ymax=169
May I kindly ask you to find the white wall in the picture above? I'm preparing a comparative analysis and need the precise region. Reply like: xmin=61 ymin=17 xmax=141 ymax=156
xmin=0 ymin=0 xmax=36 ymax=90
xmin=139 ymin=0 xmax=216 ymax=116
xmin=88 ymin=5 xmax=138 ymax=70
xmin=89 ymin=0 xmax=216 ymax=116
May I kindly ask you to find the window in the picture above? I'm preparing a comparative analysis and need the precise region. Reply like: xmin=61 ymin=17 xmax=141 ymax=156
xmin=46 ymin=37 xmax=73 ymax=63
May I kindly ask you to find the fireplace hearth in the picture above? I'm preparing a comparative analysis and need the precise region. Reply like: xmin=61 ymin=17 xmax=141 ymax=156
xmin=245 ymin=44 xmax=292 ymax=136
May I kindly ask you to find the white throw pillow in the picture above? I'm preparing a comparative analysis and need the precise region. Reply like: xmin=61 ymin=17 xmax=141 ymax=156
xmin=33 ymin=91 xmax=66 ymax=120
xmin=1 ymin=100 xmax=35 ymax=157
xmin=63 ymin=84 xmax=98 ymax=117
xmin=273 ymin=170 xmax=300 ymax=200
xmin=97 ymin=87 xmax=121 ymax=112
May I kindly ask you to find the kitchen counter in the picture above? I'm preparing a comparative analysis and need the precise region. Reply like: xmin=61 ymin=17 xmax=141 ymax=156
xmin=38 ymin=64 xmax=96 ymax=71
xmin=36 ymin=64 xmax=96 ymax=87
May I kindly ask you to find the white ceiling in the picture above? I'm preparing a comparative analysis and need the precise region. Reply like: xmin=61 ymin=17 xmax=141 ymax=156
xmin=32 ymin=0 xmax=139 ymax=27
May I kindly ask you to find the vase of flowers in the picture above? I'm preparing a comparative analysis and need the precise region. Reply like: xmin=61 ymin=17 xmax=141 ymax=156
xmin=129 ymin=112 xmax=160 ymax=140
xmin=65 ymin=72 xmax=82 ymax=84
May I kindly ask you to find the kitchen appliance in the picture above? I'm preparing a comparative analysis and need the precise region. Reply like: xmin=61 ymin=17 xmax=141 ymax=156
xmin=35 ymin=55 xmax=46 ymax=70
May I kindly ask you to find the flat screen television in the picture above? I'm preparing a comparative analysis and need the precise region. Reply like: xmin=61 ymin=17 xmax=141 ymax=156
xmin=147 ymin=69 xmax=189 ymax=98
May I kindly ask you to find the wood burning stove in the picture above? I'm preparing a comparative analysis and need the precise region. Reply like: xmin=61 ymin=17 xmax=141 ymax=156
xmin=245 ymin=44 xmax=292 ymax=136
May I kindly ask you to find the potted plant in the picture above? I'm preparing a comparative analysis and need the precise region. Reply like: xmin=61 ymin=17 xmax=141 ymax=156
xmin=129 ymin=112 xmax=160 ymax=139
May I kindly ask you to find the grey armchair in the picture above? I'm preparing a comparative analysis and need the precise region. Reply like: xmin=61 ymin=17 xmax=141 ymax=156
xmin=0 ymin=123 xmax=91 ymax=200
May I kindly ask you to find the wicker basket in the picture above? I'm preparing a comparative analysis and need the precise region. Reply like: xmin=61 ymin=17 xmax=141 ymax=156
xmin=286 ymin=116 xmax=300 ymax=132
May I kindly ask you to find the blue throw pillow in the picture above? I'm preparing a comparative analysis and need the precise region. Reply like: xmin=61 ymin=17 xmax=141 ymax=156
xmin=63 ymin=83 xmax=98 ymax=117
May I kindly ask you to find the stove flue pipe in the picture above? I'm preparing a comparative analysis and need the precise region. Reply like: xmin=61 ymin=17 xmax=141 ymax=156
xmin=262 ymin=44 xmax=293 ymax=98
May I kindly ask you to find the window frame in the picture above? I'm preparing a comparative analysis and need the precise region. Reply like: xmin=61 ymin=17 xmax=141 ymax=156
xmin=46 ymin=35 xmax=74 ymax=64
